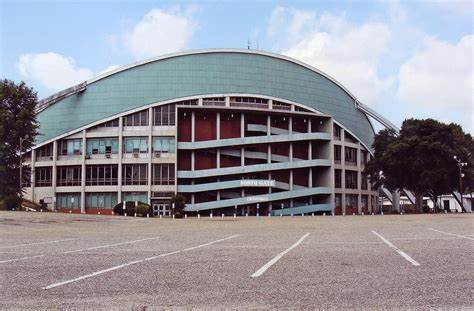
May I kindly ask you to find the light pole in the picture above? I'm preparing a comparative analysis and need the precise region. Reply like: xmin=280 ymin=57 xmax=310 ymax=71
xmin=19 ymin=135 xmax=29 ymax=211
xmin=453 ymin=156 xmax=468 ymax=213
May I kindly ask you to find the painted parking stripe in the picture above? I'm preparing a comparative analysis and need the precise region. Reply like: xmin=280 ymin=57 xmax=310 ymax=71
xmin=0 ymin=238 xmax=76 ymax=249
xmin=63 ymin=237 xmax=160 ymax=254
xmin=0 ymin=254 xmax=45 ymax=264
xmin=251 ymin=233 xmax=310 ymax=278
xmin=43 ymin=235 xmax=239 ymax=290
xmin=371 ymin=231 xmax=420 ymax=266
xmin=429 ymin=228 xmax=474 ymax=241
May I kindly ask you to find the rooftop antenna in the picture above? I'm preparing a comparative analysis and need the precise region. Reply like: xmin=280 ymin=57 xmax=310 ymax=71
xmin=247 ymin=39 xmax=251 ymax=50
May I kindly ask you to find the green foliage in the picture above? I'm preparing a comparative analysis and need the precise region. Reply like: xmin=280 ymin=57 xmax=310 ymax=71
xmin=135 ymin=203 xmax=150 ymax=216
xmin=365 ymin=119 xmax=473 ymax=212
xmin=0 ymin=80 xmax=38 ymax=210
xmin=169 ymin=194 xmax=186 ymax=217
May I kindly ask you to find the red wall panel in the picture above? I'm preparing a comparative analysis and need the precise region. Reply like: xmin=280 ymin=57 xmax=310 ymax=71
xmin=195 ymin=111 xmax=216 ymax=141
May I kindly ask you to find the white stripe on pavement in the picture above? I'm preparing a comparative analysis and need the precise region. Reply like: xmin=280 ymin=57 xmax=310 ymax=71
xmin=0 ymin=254 xmax=45 ymax=264
xmin=371 ymin=231 xmax=420 ymax=266
xmin=0 ymin=238 xmax=76 ymax=249
xmin=251 ymin=233 xmax=310 ymax=278
xmin=43 ymin=235 xmax=239 ymax=290
xmin=63 ymin=237 xmax=160 ymax=254
xmin=429 ymin=228 xmax=474 ymax=241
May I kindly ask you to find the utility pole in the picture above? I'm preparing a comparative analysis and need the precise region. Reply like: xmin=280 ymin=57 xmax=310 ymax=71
xmin=453 ymin=156 xmax=468 ymax=212
xmin=19 ymin=135 xmax=29 ymax=211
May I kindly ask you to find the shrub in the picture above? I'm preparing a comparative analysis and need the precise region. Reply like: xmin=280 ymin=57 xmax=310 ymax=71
xmin=136 ymin=203 xmax=150 ymax=217
xmin=1 ymin=195 xmax=20 ymax=211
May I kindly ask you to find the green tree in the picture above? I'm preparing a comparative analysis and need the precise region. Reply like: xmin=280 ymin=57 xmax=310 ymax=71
xmin=169 ymin=194 xmax=186 ymax=218
xmin=365 ymin=119 xmax=473 ymax=213
xmin=0 ymin=80 xmax=38 ymax=210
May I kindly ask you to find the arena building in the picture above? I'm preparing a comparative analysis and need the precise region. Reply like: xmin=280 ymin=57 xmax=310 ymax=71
xmin=22 ymin=49 xmax=397 ymax=216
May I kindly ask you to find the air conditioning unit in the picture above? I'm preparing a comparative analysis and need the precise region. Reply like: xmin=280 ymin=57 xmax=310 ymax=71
xmin=85 ymin=155 xmax=91 ymax=159
xmin=154 ymin=151 xmax=161 ymax=158
xmin=105 ymin=153 xmax=111 ymax=158
xmin=133 ymin=148 xmax=140 ymax=157
xmin=49 ymin=156 xmax=53 ymax=160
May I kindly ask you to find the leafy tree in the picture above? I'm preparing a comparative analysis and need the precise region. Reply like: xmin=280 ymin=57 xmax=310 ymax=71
xmin=0 ymin=80 xmax=38 ymax=210
xmin=365 ymin=119 xmax=473 ymax=213
xmin=169 ymin=194 xmax=186 ymax=217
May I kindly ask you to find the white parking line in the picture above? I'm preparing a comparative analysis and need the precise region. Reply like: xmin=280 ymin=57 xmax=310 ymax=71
xmin=251 ymin=233 xmax=310 ymax=278
xmin=429 ymin=228 xmax=474 ymax=241
xmin=371 ymin=231 xmax=420 ymax=266
xmin=0 ymin=238 xmax=76 ymax=249
xmin=43 ymin=234 xmax=239 ymax=290
xmin=0 ymin=254 xmax=45 ymax=264
xmin=63 ymin=236 xmax=160 ymax=254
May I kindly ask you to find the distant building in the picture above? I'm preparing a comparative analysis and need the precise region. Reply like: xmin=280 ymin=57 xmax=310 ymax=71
xmin=23 ymin=49 xmax=391 ymax=216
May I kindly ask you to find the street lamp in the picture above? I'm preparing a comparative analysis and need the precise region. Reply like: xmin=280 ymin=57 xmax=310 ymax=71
xmin=453 ymin=156 xmax=468 ymax=213
xmin=19 ymin=135 xmax=30 ymax=211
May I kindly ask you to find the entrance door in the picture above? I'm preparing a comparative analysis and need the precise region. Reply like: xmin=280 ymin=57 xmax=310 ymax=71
xmin=153 ymin=203 xmax=170 ymax=216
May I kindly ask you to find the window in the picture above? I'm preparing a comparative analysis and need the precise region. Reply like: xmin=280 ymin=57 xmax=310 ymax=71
xmin=152 ymin=137 xmax=176 ymax=154
xmin=344 ymin=147 xmax=357 ymax=165
xmin=85 ymin=165 xmax=118 ymax=186
xmin=361 ymin=195 xmax=369 ymax=209
xmin=124 ymin=110 xmax=148 ymax=126
xmin=334 ymin=145 xmax=341 ymax=163
xmin=335 ymin=169 xmax=342 ymax=188
xmin=361 ymin=173 xmax=368 ymax=190
xmin=59 ymin=139 xmax=82 ymax=156
xmin=57 ymin=193 xmax=81 ymax=209
xmin=85 ymin=192 xmax=117 ymax=209
xmin=122 ymin=164 xmax=148 ymax=185
xmin=36 ymin=144 xmax=53 ymax=159
xmin=335 ymin=194 xmax=342 ymax=209
xmin=153 ymin=104 xmax=176 ymax=126
xmin=123 ymin=137 xmax=148 ymax=153
xmin=345 ymin=170 xmax=358 ymax=189
xmin=346 ymin=194 xmax=358 ymax=209
xmin=203 ymin=97 xmax=225 ymax=106
xmin=333 ymin=124 xmax=341 ymax=140
xmin=123 ymin=192 xmax=148 ymax=203
xmin=152 ymin=164 xmax=175 ymax=185
xmin=22 ymin=166 xmax=31 ymax=187
xmin=35 ymin=167 xmax=52 ymax=187
xmin=99 ymin=119 xmax=119 ymax=127
xmin=86 ymin=138 xmax=118 ymax=155
xmin=361 ymin=150 xmax=369 ymax=166
xmin=57 ymin=166 xmax=81 ymax=186
xmin=273 ymin=101 xmax=291 ymax=111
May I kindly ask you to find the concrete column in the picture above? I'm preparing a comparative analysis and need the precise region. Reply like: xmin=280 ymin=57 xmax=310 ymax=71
xmin=309 ymin=168 xmax=313 ymax=188
xmin=148 ymin=108 xmax=153 ymax=204
xmin=191 ymin=152 xmax=195 ymax=171
xmin=241 ymin=113 xmax=245 ymax=138
xmin=216 ymin=112 xmax=220 ymax=140
xmin=80 ymin=130 xmax=86 ymax=213
xmin=31 ymin=149 xmax=36 ymax=203
xmin=241 ymin=147 xmax=245 ymax=167
xmin=268 ymin=99 xmax=273 ymax=110
xmin=289 ymin=116 xmax=293 ymax=134
xmin=357 ymin=144 xmax=362 ymax=214
xmin=117 ymin=117 xmax=123 ymax=203
xmin=198 ymin=98 xmax=203 ymax=106
xmin=267 ymin=144 xmax=271 ymax=164
xmin=392 ymin=190 xmax=400 ymax=213
xmin=267 ymin=115 xmax=271 ymax=136
xmin=191 ymin=111 xmax=195 ymax=142
xmin=289 ymin=170 xmax=293 ymax=191
xmin=51 ymin=142 xmax=57 ymax=211
xmin=217 ymin=149 xmax=221 ymax=169
xmin=225 ymin=97 xmax=230 ymax=107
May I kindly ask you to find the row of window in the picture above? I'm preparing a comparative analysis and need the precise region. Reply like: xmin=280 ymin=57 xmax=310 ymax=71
xmin=334 ymin=145 xmax=370 ymax=166
xmin=34 ymin=164 xmax=175 ymax=187
xmin=36 ymin=136 xmax=176 ymax=158
xmin=334 ymin=194 xmax=371 ymax=209
xmin=57 ymin=192 xmax=149 ymax=209
xmin=334 ymin=169 xmax=369 ymax=190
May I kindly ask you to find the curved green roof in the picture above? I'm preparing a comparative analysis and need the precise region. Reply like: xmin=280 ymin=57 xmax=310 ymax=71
xmin=36 ymin=49 xmax=375 ymax=147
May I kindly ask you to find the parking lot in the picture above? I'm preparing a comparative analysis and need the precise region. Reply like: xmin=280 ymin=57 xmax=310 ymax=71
xmin=0 ymin=211 xmax=472 ymax=309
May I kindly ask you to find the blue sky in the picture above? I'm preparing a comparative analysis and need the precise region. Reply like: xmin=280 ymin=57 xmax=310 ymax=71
xmin=1 ymin=0 xmax=472 ymax=132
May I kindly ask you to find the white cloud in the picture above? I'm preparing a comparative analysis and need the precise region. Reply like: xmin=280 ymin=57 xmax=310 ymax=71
xmin=124 ymin=7 xmax=198 ymax=59
xmin=96 ymin=64 xmax=120 ymax=76
xmin=18 ymin=52 xmax=93 ymax=91
xmin=398 ymin=35 xmax=473 ymax=131
xmin=267 ymin=7 xmax=394 ymax=106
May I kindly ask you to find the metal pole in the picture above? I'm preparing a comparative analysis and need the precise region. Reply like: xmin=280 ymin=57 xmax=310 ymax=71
xmin=19 ymin=137 xmax=23 ymax=211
